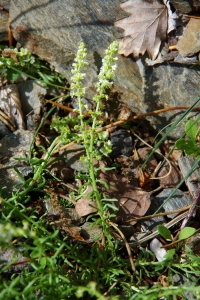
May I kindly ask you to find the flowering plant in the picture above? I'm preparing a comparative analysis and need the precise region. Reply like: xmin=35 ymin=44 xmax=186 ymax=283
xmin=51 ymin=41 xmax=119 ymax=247
xmin=0 ymin=47 xmax=65 ymax=85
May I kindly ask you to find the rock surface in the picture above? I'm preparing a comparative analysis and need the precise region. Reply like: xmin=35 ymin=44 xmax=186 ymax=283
xmin=142 ymin=61 xmax=200 ymax=137
xmin=171 ymin=0 xmax=200 ymax=13
xmin=0 ymin=120 xmax=11 ymax=138
xmin=9 ymin=1 xmax=143 ymax=120
xmin=0 ymin=1 xmax=10 ymax=41
xmin=0 ymin=129 xmax=33 ymax=193
xmin=177 ymin=19 xmax=200 ymax=57
xmin=9 ymin=0 xmax=200 ymax=138
xmin=17 ymin=80 xmax=47 ymax=130
xmin=110 ymin=129 xmax=133 ymax=157
xmin=170 ymin=0 xmax=192 ymax=14
xmin=155 ymin=188 xmax=192 ymax=218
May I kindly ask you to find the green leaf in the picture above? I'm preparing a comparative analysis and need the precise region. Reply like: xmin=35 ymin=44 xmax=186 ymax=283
xmin=6 ymin=68 xmax=20 ymax=82
xmin=96 ymin=179 xmax=109 ymax=189
xmin=37 ymin=71 xmax=50 ymax=83
xmin=178 ymin=227 xmax=196 ymax=240
xmin=175 ymin=138 xmax=199 ymax=156
xmin=30 ymin=249 xmax=40 ymax=259
xmin=39 ymin=257 xmax=47 ymax=269
xmin=103 ymin=203 xmax=118 ymax=211
xmin=13 ymin=166 xmax=26 ymax=183
xmin=185 ymin=120 xmax=198 ymax=143
xmin=101 ymin=198 xmax=118 ymax=202
xmin=164 ymin=248 xmax=176 ymax=260
xmin=157 ymin=225 xmax=172 ymax=241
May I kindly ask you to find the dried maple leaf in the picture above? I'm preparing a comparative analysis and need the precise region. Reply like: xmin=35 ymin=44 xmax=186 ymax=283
xmin=115 ymin=0 xmax=168 ymax=60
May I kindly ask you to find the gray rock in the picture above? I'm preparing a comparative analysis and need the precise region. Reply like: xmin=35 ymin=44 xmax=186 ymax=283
xmin=0 ymin=129 xmax=33 ymax=193
xmin=177 ymin=19 xmax=200 ymax=57
xmin=173 ymin=54 xmax=198 ymax=65
xmin=0 ymin=121 xmax=11 ymax=138
xmin=9 ymin=0 xmax=143 ymax=115
xmin=111 ymin=129 xmax=133 ymax=157
xmin=17 ymin=80 xmax=47 ymax=130
xmin=61 ymin=143 xmax=87 ymax=171
xmin=178 ymin=156 xmax=200 ymax=196
xmin=186 ymin=233 xmax=200 ymax=256
xmin=140 ymin=195 xmax=166 ymax=231
xmin=141 ymin=62 xmax=200 ymax=138
xmin=155 ymin=188 xmax=192 ymax=219
xmin=173 ymin=273 xmax=199 ymax=300
xmin=10 ymin=0 xmax=137 ymax=102
xmin=0 ymin=1 xmax=10 ymax=42
xmin=9 ymin=1 xmax=200 ymax=139
xmin=0 ymin=247 xmax=32 ymax=274
xmin=170 ymin=0 xmax=192 ymax=14
xmin=81 ymin=222 xmax=102 ymax=242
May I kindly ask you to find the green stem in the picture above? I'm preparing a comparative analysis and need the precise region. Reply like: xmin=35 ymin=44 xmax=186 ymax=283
xmin=6 ymin=64 xmax=68 ymax=90
xmin=30 ymin=137 xmax=62 ymax=185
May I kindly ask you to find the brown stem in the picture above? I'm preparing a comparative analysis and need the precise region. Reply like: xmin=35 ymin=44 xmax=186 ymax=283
xmin=109 ymin=221 xmax=136 ymax=272
xmin=52 ymin=105 xmax=200 ymax=154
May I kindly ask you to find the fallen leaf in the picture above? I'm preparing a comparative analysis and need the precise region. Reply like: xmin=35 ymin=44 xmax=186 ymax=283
xmin=0 ymin=84 xmax=25 ymax=129
xmin=158 ymin=161 xmax=182 ymax=188
xmin=115 ymin=0 xmax=168 ymax=60
xmin=99 ymin=168 xmax=151 ymax=225
xmin=75 ymin=186 xmax=98 ymax=217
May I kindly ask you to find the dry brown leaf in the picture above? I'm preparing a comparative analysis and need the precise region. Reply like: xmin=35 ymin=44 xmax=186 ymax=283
xmin=99 ymin=168 xmax=151 ymax=225
xmin=158 ymin=161 xmax=182 ymax=188
xmin=0 ymin=84 xmax=25 ymax=129
xmin=115 ymin=0 xmax=168 ymax=60
xmin=75 ymin=186 xmax=97 ymax=217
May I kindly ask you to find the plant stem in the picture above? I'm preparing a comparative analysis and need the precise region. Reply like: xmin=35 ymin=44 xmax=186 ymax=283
xmin=30 ymin=137 xmax=62 ymax=185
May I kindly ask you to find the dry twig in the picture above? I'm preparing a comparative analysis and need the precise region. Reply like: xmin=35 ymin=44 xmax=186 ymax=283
xmin=109 ymin=221 xmax=136 ymax=272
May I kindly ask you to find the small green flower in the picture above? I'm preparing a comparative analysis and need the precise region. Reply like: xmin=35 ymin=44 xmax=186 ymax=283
xmin=70 ymin=42 xmax=88 ymax=99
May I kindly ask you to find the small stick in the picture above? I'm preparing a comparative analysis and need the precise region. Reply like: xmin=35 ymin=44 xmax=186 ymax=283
xmin=125 ymin=211 xmax=188 ymax=247
xmin=174 ymin=179 xmax=200 ymax=240
xmin=58 ymin=194 xmax=76 ymax=205
xmin=168 ymin=45 xmax=177 ymax=51
xmin=103 ymin=281 xmax=118 ymax=296
xmin=81 ymin=106 xmax=200 ymax=135
xmin=109 ymin=221 xmax=136 ymax=272
xmin=60 ymin=182 xmax=78 ymax=192
xmin=48 ymin=101 xmax=200 ymax=122
xmin=53 ymin=106 xmax=200 ymax=154
xmin=132 ymin=131 xmax=172 ymax=180
xmin=187 ymin=15 xmax=200 ymax=19
xmin=163 ymin=228 xmax=200 ymax=249
xmin=128 ymin=205 xmax=191 ymax=222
